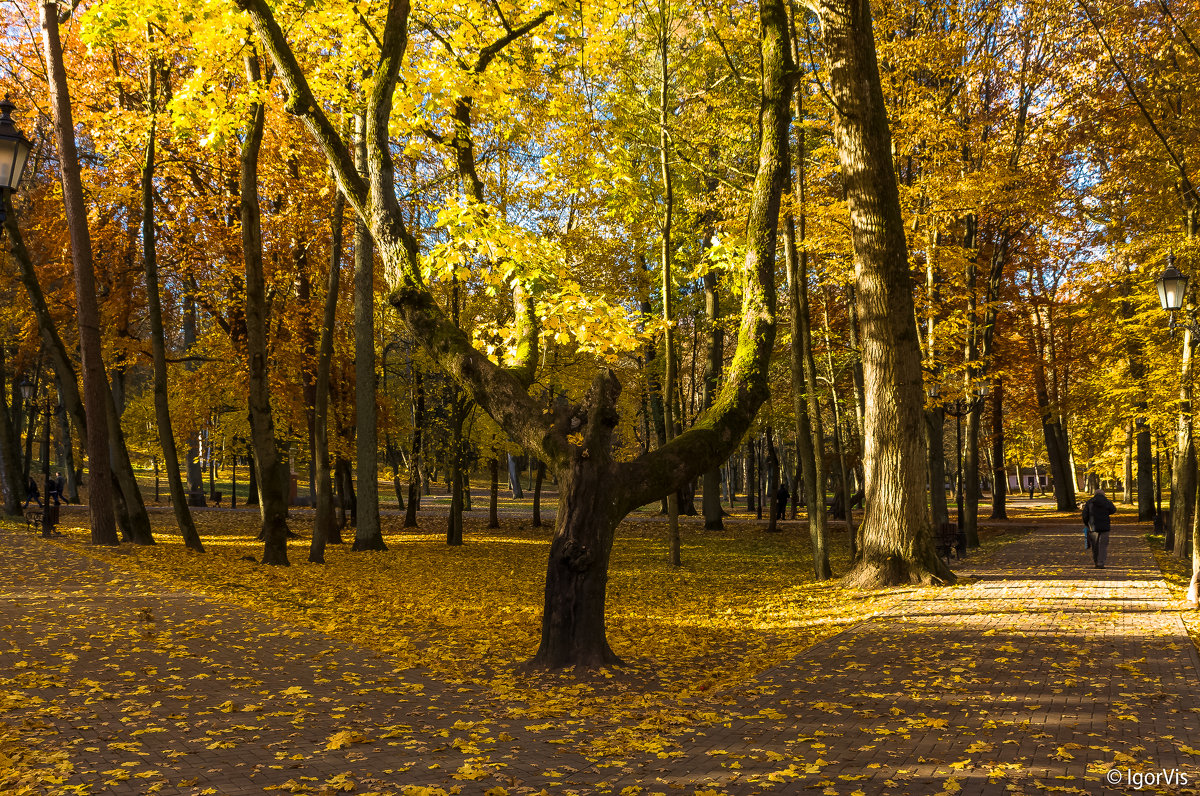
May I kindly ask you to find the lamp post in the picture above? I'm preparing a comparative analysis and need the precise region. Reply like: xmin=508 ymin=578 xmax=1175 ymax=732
xmin=0 ymin=97 xmax=34 ymax=224
xmin=1156 ymin=256 xmax=1200 ymax=605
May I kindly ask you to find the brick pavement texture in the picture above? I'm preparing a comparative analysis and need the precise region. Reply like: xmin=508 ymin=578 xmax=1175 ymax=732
xmin=2 ymin=520 xmax=1199 ymax=795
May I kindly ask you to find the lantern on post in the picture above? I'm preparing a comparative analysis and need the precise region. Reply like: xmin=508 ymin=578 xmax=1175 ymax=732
xmin=0 ymin=97 xmax=33 ymax=224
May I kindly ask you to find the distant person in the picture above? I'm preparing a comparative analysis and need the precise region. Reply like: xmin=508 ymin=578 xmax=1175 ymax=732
xmin=775 ymin=482 xmax=789 ymax=520
xmin=23 ymin=476 xmax=40 ymax=509
xmin=1082 ymin=489 xmax=1116 ymax=568
xmin=1027 ymin=479 xmax=1036 ymax=500
xmin=54 ymin=472 xmax=65 ymax=501
xmin=45 ymin=476 xmax=59 ymax=506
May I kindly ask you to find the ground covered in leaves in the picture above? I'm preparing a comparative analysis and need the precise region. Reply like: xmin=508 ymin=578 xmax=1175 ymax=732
xmin=23 ymin=511 xmax=1185 ymax=796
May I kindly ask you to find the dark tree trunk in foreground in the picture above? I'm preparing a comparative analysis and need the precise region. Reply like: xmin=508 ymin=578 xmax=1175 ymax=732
xmin=41 ymin=1 xmax=117 ymax=545
xmin=142 ymin=64 xmax=202 ymax=551
xmin=817 ymin=0 xmax=952 ymax=586
xmin=241 ymin=52 xmax=290 ymax=564
xmin=310 ymin=185 xmax=344 ymax=564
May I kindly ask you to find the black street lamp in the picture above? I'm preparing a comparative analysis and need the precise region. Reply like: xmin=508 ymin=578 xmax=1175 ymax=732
xmin=0 ymin=97 xmax=34 ymax=224
xmin=1156 ymin=254 xmax=1200 ymax=335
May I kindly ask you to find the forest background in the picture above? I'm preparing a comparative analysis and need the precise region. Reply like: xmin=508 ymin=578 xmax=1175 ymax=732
xmin=0 ymin=0 xmax=1198 ymax=664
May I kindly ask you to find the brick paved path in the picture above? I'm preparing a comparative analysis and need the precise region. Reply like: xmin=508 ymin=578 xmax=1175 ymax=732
xmin=591 ymin=521 xmax=1200 ymax=795
xmin=3 ymin=520 xmax=1199 ymax=795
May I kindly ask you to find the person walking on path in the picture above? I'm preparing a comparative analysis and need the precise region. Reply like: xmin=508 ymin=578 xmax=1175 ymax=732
xmin=22 ymin=477 xmax=40 ymax=509
xmin=1082 ymin=488 xmax=1116 ymax=568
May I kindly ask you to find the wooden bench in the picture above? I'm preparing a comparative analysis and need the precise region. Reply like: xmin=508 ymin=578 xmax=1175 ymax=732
xmin=23 ymin=508 xmax=41 ymax=530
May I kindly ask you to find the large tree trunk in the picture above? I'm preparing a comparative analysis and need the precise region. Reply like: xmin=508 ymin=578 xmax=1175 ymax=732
xmin=528 ymin=374 xmax=625 ymax=669
xmin=141 ymin=77 xmax=202 ymax=552
xmin=241 ymin=52 xmax=290 ymax=564
xmin=351 ymin=115 xmax=384 ymax=552
xmin=818 ymin=0 xmax=951 ymax=586
xmin=309 ymin=184 xmax=344 ymax=563
xmin=40 ymin=0 xmax=117 ymax=545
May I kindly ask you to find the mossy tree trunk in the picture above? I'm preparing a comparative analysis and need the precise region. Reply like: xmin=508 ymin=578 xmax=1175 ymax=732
xmin=241 ymin=0 xmax=790 ymax=668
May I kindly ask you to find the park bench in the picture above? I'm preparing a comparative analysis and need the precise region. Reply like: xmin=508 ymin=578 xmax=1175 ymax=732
xmin=24 ymin=503 xmax=61 ymax=534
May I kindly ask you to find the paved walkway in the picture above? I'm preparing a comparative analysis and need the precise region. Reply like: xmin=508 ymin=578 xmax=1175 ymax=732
xmin=2 ymin=519 xmax=1198 ymax=795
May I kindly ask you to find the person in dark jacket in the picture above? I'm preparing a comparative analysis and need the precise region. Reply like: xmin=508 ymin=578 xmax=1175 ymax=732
xmin=23 ymin=477 xmax=40 ymax=509
xmin=775 ymin=482 xmax=790 ymax=521
xmin=1082 ymin=489 xmax=1116 ymax=568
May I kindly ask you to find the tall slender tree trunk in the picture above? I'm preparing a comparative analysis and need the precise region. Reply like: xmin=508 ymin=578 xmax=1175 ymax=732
xmin=488 ymin=456 xmax=500 ymax=528
xmin=817 ymin=0 xmax=951 ymax=586
xmin=351 ymin=115 xmax=384 ymax=551
xmin=784 ymin=73 xmax=830 ymax=576
xmin=0 ymin=348 xmax=22 ymax=515
xmin=183 ymin=295 xmax=204 ymax=502
xmin=963 ymin=399 xmax=982 ymax=547
xmin=40 ymin=0 xmax=117 ymax=545
xmin=532 ymin=459 xmax=545 ymax=527
xmin=241 ymin=51 xmax=290 ymax=564
xmin=990 ymin=376 xmax=1007 ymax=519
xmin=700 ymin=274 xmax=724 ymax=529
xmin=141 ymin=57 xmax=202 ymax=551
xmin=404 ymin=369 xmax=423 ymax=528
xmin=657 ymin=9 xmax=681 ymax=567
xmin=310 ymin=183 xmax=344 ymax=563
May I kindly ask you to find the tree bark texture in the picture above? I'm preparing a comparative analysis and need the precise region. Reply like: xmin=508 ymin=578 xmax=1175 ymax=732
xmin=352 ymin=115 xmax=384 ymax=552
xmin=990 ymin=377 xmax=1007 ymax=519
xmin=817 ymin=0 xmax=951 ymax=586
xmin=41 ymin=0 xmax=117 ymax=545
xmin=241 ymin=52 xmax=291 ymax=564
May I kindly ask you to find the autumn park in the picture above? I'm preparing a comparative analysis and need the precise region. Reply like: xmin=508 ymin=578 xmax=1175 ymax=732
xmin=5 ymin=0 xmax=1200 ymax=792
